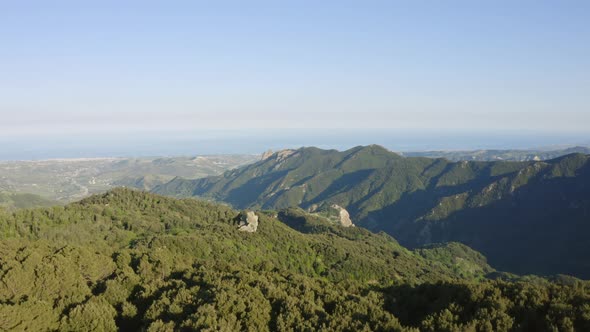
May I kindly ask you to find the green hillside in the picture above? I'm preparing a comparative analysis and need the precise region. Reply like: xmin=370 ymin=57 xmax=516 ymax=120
xmin=1 ymin=188 xmax=590 ymax=331
xmin=154 ymin=145 xmax=590 ymax=278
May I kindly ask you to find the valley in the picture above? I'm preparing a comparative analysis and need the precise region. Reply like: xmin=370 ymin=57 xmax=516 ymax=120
xmin=0 ymin=155 xmax=258 ymax=203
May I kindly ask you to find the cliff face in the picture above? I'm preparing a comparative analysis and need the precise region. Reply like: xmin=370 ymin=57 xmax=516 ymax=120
xmin=330 ymin=204 xmax=354 ymax=227
xmin=307 ymin=203 xmax=354 ymax=227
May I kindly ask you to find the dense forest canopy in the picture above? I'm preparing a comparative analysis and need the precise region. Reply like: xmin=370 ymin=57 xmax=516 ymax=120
xmin=0 ymin=188 xmax=589 ymax=331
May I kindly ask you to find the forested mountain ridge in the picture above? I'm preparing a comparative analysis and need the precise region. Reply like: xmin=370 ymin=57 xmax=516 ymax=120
xmin=1 ymin=188 xmax=590 ymax=331
xmin=153 ymin=145 xmax=590 ymax=278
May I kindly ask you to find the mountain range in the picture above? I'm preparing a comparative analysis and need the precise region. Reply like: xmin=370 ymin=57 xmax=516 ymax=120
xmin=403 ymin=146 xmax=590 ymax=161
xmin=154 ymin=145 xmax=590 ymax=278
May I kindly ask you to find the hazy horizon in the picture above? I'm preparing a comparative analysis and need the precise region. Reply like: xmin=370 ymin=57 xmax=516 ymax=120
xmin=1 ymin=128 xmax=588 ymax=161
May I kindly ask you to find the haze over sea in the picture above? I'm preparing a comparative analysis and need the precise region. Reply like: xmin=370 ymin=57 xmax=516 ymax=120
xmin=1 ymin=129 xmax=588 ymax=161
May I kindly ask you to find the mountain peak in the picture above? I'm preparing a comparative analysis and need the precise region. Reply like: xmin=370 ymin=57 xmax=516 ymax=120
xmin=263 ymin=149 xmax=298 ymax=162
xmin=360 ymin=144 xmax=392 ymax=154
xmin=346 ymin=144 xmax=401 ymax=159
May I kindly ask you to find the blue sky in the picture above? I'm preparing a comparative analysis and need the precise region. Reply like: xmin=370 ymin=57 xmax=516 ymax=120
xmin=0 ymin=0 xmax=589 ymax=138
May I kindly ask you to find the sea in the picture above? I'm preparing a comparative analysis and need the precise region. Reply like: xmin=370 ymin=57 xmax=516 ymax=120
xmin=0 ymin=129 xmax=588 ymax=160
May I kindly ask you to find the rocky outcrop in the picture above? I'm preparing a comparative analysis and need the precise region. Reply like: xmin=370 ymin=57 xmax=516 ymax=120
xmin=261 ymin=150 xmax=274 ymax=160
xmin=261 ymin=149 xmax=298 ymax=162
xmin=330 ymin=204 xmax=354 ymax=227
xmin=276 ymin=149 xmax=296 ymax=161
xmin=308 ymin=203 xmax=354 ymax=227
xmin=238 ymin=211 xmax=259 ymax=232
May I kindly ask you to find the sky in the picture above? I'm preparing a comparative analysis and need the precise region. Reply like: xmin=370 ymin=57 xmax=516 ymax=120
xmin=0 ymin=1 xmax=589 ymax=157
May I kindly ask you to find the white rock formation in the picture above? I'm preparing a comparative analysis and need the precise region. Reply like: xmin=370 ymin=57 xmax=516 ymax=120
xmin=238 ymin=211 xmax=259 ymax=233
xmin=330 ymin=204 xmax=354 ymax=227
